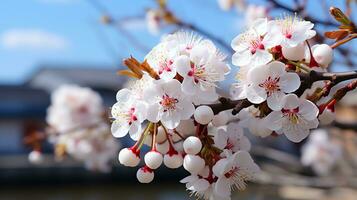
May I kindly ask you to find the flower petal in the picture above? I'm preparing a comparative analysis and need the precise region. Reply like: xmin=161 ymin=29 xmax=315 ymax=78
xmin=246 ymin=85 xmax=267 ymax=104
xmin=299 ymin=100 xmax=319 ymax=121
xmin=280 ymin=73 xmax=301 ymax=93
xmin=175 ymin=55 xmax=191 ymax=76
xmin=111 ymin=120 xmax=129 ymax=138
xmin=267 ymin=91 xmax=285 ymax=111
xmin=265 ymin=111 xmax=283 ymax=131
xmin=232 ymin=50 xmax=252 ymax=66
xmin=215 ymin=177 xmax=231 ymax=197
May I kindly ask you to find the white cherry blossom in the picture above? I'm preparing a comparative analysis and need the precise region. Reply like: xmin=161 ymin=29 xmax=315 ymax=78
xmin=231 ymin=18 xmax=275 ymax=66
xmin=214 ymin=123 xmax=251 ymax=153
xmin=213 ymin=151 xmax=260 ymax=199
xmin=238 ymin=107 xmax=272 ymax=138
xmin=46 ymin=84 xmax=104 ymax=133
xmin=301 ymin=129 xmax=342 ymax=176
xmin=145 ymin=41 xmax=178 ymax=80
xmin=144 ymin=79 xmax=195 ymax=129
xmin=246 ymin=61 xmax=300 ymax=110
xmin=267 ymin=15 xmax=316 ymax=48
xmin=181 ymin=167 xmax=224 ymax=200
xmin=111 ymin=88 xmax=147 ymax=140
xmin=265 ymin=94 xmax=319 ymax=142
xmin=175 ymin=44 xmax=229 ymax=104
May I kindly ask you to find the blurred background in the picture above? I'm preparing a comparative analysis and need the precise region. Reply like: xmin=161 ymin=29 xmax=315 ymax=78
xmin=0 ymin=0 xmax=357 ymax=199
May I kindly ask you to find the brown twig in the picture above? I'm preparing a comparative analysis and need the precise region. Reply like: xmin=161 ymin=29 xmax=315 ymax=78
xmin=330 ymin=33 xmax=357 ymax=49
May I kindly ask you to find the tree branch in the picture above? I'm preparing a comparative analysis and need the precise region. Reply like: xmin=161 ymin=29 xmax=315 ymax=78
xmin=204 ymin=70 xmax=357 ymax=115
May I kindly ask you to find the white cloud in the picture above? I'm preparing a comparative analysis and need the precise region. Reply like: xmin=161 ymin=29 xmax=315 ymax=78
xmin=1 ymin=29 xmax=69 ymax=51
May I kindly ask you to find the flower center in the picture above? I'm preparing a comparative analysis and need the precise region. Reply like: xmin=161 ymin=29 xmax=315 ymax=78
xmin=259 ymin=76 xmax=280 ymax=96
xmin=249 ymin=39 xmax=265 ymax=54
xmin=128 ymin=107 xmax=138 ymax=125
xmin=282 ymin=107 xmax=300 ymax=124
xmin=224 ymin=166 xmax=248 ymax=190
xmin=158 ymin=59 xmax=173 ymax=75
xmin=278 ymin=14 xmax=300 ymax=39
xmin=187 ymin=62 xmax=206 ymax=83
xmin=160 ymin=94 xmax=178 ymax=112
xmin=225 ymin=166 xmax=239 ymax=178
xmin=225 ymin=140 xmax=234 ymax=150
xmin=187 ymin=62 xmax=220 ymax=88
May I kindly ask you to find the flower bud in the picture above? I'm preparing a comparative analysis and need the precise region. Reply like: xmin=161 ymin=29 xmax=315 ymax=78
xmin=194 ymin=106 xmax=214 ymax=125
xmin=183 ymin=136 xmax=202 ymax=155
xmin=312 ymin=44 xmax=333 ymax=67
xmin=164 ymin=153 xmax=183 ymax=169
xmin=28 ymin=150 xmax=43 ymax=165
xmin=144 ymin=151 xmax=163 ymax=170
xmin=137 ymin=166 xmax=154 ymax=183
xmin=319 ymin=108 xmax=335 ymax=125
xmin=183 ymin=154 xmax=205 ymax=174
xmin=118 ymin=148 xmax=140 ymax=167
xmin=282 ymin=43 xmax=305 ymax=61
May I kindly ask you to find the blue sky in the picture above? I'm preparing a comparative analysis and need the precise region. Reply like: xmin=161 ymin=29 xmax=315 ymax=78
xmin=0 ymin=0 xmax=355 ymax=84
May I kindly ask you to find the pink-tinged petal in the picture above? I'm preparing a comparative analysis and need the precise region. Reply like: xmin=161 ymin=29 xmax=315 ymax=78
xmin=215 ymin=177 xmax=231 ymax=197
xmin=232 ymin=50 xmax=252 ymax=66
xmin=175 ymin=55 xmax=191 ymax=76
xmin=116 ymin=88 xmax=132 ymax=102
xmin=147 ymin=104 xmax=160 ymax=123
xmin=265 ymin=111 xmax=283 ymax=131
xmin=282 ymin=94 xmax=299 ymax=109
xmin=111 ymin=120 xmax=130 ymax=138
xmin=283 ymin=125 xmax=310 ymax=143
xmin=267 ymin=91 xmax=285 ymax=111
xmin=299 ymin=100 xmax=319 ymax=120
xmin=280 ymin=73 xmax=301 ymax=93
xmin=246 ymin=85 xmax=267 ymax=104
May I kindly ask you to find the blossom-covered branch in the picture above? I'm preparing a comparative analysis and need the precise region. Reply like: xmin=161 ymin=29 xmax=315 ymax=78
xmin=109 ymin=4 xmax=357 ymax=200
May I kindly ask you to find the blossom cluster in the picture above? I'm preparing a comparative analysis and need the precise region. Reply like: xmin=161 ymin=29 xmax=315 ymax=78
xmin=113 ymin=15 xmax=336 ymax=199
xmin=45 ymin=85 xmax=119 ymax=172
